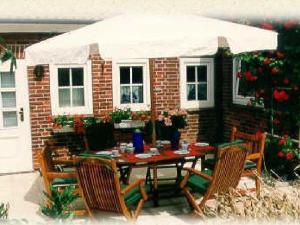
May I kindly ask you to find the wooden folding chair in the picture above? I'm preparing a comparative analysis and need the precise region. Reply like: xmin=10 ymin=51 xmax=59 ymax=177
xmin=230 ymin=127 xmax=266 ymax=194
xmin=38 ymin=142 xmax=86 ymax=216
xmin=75 ymin=157 xmax=148 ymax=221
xmin=180 ymin=144 xmax=247 ymax=215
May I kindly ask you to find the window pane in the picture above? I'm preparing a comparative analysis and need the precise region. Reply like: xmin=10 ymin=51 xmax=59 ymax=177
xmin=1 ymin=92 xmax=16 ymax=108
xmin=132 ymin=86 xmax=143 ymax=103
xmin=238 ymin=78 xmax=256 ymax=97
xmin=58 ymin=68 xmax=70 ymax=86
xmin=120 ymin=86 xmax=130 ymax=104
xmin=72 ymin=88 xmax=85 ymax=106
xmin=187 ymin=66 xmax=195 ymax=82
xmin=58 ymin=89 xmax=71 ymax=107
xmin=187 ymin=84 xmax=196 ymax=100
xmin=1 ymin=72 xmax=15 ymax=88
xmin=197 ymin=66 xmax=207 ymax=82
xmin=198 ymin=83 xmax=207 ymax=100
xmin=120 ymin=67 xmax=130 ymax=84
xmin=72 ymin=68 xmax=84 ymax=86
xmin=3 ymin=111 xmax=17 ymax=127
xmin=132 ymin=67 xmax=143 ymax=84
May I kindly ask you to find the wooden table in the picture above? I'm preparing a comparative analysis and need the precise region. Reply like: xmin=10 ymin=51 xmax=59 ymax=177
xmin=115 ymin=144 xmax=215 ymax=205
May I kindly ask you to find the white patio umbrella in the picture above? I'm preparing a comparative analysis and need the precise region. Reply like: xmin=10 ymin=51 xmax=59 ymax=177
xmin=25 ymin=14 xmax=277 ymax=64
xmin=25 ymin=14 xmax=278 ymax=144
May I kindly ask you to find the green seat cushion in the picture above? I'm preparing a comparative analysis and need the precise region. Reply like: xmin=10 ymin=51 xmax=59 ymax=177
xmin=52 ymin=177 xmax=77 ymax=187
xmin=216 ymin=139 xmax=244 ymax=148
xmin=121 ymin=184 xmax=150 ymax=206
xmin=78 ymin=152 xmax=112 ymax=159
xmin=203 ymin=159 xmax=257 ymax=170
xmin=186 ymin=169 xmax=212 ymax=194
xmin=244 ymin=160 xmax=257 ymax=170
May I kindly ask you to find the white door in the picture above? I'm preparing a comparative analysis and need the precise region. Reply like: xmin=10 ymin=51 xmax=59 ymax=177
xmin=0 ymin=60 xmax=32 ymax=173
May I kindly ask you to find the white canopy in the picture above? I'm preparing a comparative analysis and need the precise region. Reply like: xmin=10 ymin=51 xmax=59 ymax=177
xmin=25 ymin=14 xmax=278 ymax=64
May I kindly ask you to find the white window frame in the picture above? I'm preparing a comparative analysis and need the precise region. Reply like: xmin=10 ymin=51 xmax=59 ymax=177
xmin=180 ymin=57 xmax=214 ymax=109
xmin=232 ymin=57 xmax=255 ymax=105
xmin=112 ymin=59 xmax=150 ymax=111
xmin=50 ymin=61 xmax=93 ymax=115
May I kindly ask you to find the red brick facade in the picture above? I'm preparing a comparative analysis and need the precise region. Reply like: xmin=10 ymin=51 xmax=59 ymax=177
xmin=2 ymin=33 xmax=266 ymax=169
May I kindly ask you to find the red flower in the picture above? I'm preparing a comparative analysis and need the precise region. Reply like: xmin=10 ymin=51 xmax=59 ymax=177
xmin=283 ymin=21 xmax=298 ymax=29
xmin=278 ymin=138 xmax=286 ymax=146
xmin=283 ymin=78 xmax=289 ymax=85
xmin=271 ymin=67 xmax=280 ymax=75
xmin=273 ymin=89 xmax=289 ymax=102
xmin=260 ymin=22 xmax=273 ymax=30
xmin=286 ymin=152 xmax=294 ymax=160
xmin=244 ymin=71 xmax=257 ymax=81
xmin=276 ymin=51 xmax=284 ymax=59
xmin=47 ymin=115 xmax=53 ymax=123
xmin=237 ymin=72 xmax=243 ymax=78
xmin=277 ymin=151 xmax=285 ymax=158
xmin=263 ymin=58 xmax=271 ymax=65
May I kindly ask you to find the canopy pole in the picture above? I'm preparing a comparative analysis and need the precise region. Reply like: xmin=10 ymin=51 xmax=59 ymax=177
xmin=149 ymin=59 xmax=156 ymax=145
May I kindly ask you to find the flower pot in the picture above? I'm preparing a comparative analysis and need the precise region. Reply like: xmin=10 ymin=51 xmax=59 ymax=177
xmin=170 ymin=130 xmax=181 ymax=150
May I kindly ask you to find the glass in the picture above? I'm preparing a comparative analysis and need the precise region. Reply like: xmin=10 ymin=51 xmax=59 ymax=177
xmin=1 ymin=72 xmax=15 ymax=88
xmin=71 ymin=68 xmax=84 ymax=86
xmin=58 ymin=68 xmax=70 ymax=86
xmin=187 ymin=84 xmax=196 ymax=100
xmin=58 ymin=89 xmax=71 ymax=107
xmin=198 ymin=83 xmax=207 ymax=100
xmin=132 ymin=67 xmax=143 ymax=84
xmin=3 ymin=111 xmax=18 ymax=127
xmin=186 ymin=66 xmax=195 ymax=82
xmin=72 ymin=88 xmax=85 ymax=106
xmin=132 ymin=86 xmax=143 ymax=103
xmin=120 ymin=67 xmax=130 ymax=84
xmin=120 ymin=86 xmax=130 ymax=104
xmin=1 ymin=92 xmax=16 ymax=108
xmin=197 ymin=66 xmax=207 ymax=82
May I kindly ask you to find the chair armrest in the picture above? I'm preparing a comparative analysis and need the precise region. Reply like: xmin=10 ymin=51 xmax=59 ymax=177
xmin=47 ymin=172 xmax=77 ymax=179
xmin=246 ymin=153 xmax=261 ymax=160
xmin=121 ymin=179 xmax=148 ymax=200
xmin=182 ymin=168 xmax=213 ymax=182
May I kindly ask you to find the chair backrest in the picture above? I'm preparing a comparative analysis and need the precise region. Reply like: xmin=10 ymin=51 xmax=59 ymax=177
xmin=206 ymin=144 xmax=247 ymax=198
xmin=230 ymin=127 xmax=266 ymax=156
xmin=75 ymin=157 xmax=124 ymax=213
xmin=39 ymin=143 xmax=55 ymax=174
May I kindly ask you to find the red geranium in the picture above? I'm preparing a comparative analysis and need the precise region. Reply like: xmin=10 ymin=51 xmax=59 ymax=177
xmin=273 ymin=119 xmax=280 ymax=125
xmin=237 ymin=72 xmax=243 ymax=78
xmin=271 ymin=67 xmax=280 ymax=75
xmin=255 ymin=130 xmax=263 ymax=139
xmin=286 ymin=152 xmax=294 ymax=160
xmin=277 ymin=151 xmax=285 ymax=158
xmin=283 ymin=21 xmax=298 ymax=29
xmin=260 ymin=22 xmax=273 ymax=30
xmin=244 ymin=71 xmax=257 ymax=81
xmin=273 ymin=89 xmax=289 ymax=102
xmin=278 ymin=138 xmax=286 ymax=146
xmin=276 ymin=51 xmax=284 ymax=59
xmin=283 ymin=78 xmax=289 ymax=85
xmin=263 ymin=58 xmax=271 ymax=65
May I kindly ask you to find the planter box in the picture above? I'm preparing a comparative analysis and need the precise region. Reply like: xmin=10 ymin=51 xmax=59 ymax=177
xmin=52 ymin=126 xmax=75 ymax=134
xmin=114 ymin=120 xmax=145 ymax=129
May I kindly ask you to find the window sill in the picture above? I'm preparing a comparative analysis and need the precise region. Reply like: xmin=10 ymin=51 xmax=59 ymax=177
xmin=231 ymin=103 xmax=264 ymax=112
xmin=186 ymin=107 xmax=215 ymax=113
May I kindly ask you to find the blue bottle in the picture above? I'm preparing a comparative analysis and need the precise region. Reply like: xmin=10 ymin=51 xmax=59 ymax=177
xmin=133 ymin=129 xmax=144 ymax=154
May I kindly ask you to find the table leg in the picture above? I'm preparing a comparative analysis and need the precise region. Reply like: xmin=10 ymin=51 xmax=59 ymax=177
xmin=152 ymin=165 xmax=159 ymax=206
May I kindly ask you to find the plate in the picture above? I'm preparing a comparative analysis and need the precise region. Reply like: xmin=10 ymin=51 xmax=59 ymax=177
xmin=135 ymin=153 xmax=152 ymax=159
xmin=194 ymin=142 xmax=209 ymax=147
xmin=95 ymin=151 xmax=112 ymax=155
xmin=174 ymin=150 xmax=189 ymax=155
xmin=161 ymin=140 xmax=171 ymax=144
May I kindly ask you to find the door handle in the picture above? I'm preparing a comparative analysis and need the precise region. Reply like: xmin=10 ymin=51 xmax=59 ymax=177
xmin=19 ymin=107 xmax=24 ymax=122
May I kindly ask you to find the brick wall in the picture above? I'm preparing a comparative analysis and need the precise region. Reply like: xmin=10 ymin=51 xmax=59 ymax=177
xmin=221 ymin=54 xmax=267 ymax=140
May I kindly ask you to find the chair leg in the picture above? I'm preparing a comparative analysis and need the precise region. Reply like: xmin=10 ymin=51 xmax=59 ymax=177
xmin=255 ymin=176 xmax=261 ymax=196
xmin=182 ymin=187 xmax=201 ymax=213
xmin=133 ymin=199 xmax=145 ymax=220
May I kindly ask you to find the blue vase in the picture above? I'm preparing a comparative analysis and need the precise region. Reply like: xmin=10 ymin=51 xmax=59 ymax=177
xmin=170 ymin=130 xmax=181 ymax=150
xmin=133 ymin=129 xmax=144 ymax=154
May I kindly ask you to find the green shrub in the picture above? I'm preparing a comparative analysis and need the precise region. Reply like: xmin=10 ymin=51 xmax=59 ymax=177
xmin=40 ymin=186 xmax=79 ymax=220
xmin=0 ymin=202 xmax=9 ymax=220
